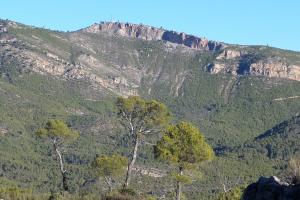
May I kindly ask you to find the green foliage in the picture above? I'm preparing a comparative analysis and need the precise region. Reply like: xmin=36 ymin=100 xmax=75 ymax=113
xmin=215 ymin=186 xmax=244 ymax=200
xmin=116 ymin=96 xmax=171 ymax=187
xmin=118 ymin=188 xmax=136 ymax=196
xmin=146 ymin=197 xmax=157 ymax=200
xmin=92 ymin=154 xmax=127 ymax=178
xmin=171 ymin=173 xmax=192 ymax=185
xmin=104 ymin=188 xmax=148 ymax=200
xmin=155 ymin=122 xmax=214 ymax=199
xmin=36 ymin=119 xmax=79 ymax=140
xmin=0 ymin=187 xmax=47 ymax=200
xmin=155 ymin=121 xmax=214 ymax=169
xmin=1 ymin=20 xmax=300 ymax=200
xmin=288 ymin=156 xmax=300 ymax=184
xmin=116 ymin=96 xmax=171 ymax=131
xmin=241 ymin=115 xmax=300 ymax=160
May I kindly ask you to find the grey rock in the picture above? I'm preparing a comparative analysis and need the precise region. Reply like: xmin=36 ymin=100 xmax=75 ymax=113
xmin=81 ymin=22 xmax=224 ymax=51
xmin=243 ymin=176 xmax=300 ymax=200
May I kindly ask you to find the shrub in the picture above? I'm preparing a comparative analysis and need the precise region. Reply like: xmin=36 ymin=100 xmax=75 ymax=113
xmin=216 ymin=186 xmax=244 ymax=200
xmin=288 ymin=157 xmax=300 ymax=184
xmin=0 ymin=187 xmax=47 ymax=200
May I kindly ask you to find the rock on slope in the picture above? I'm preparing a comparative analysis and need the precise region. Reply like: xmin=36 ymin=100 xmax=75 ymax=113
xmin=243 ymin=176 xmax=300 ymax=200
xmin=210 ymin=49 xmax=300 ymax=81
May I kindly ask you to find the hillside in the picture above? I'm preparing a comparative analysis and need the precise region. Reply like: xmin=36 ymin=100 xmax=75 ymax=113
xmin=238 ymin=115 xmax=300 ymax=160
xmin=0 ymin=19 xmax=300 ymax=199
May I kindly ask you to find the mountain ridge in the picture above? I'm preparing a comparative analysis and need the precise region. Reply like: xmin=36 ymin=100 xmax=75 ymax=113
xmin=79 ymin=21 xmax=300 ymax=81
xmin=80 ymin=21 xmax=225 ymax=51
xmin=1 ymin=19 xmax=299 ymax=93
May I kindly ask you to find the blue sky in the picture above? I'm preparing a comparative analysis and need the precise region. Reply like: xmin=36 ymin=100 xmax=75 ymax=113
xmin=1 ymin=0 xmax=299 ymax=51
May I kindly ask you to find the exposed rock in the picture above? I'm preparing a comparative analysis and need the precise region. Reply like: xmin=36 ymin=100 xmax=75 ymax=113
xmin=243 ymin=176 xmax=300 ymax=200
xmin=162 ymin=31 xmax=223 ymax=51
xmin=0 ymin=127 xmax=8 ymax=136
xmin=209 ymin=50 xmax=300 ymax=81
xmin=208 ymin=63 xmax=223 ymax=74
xmin=133 ymin=166 xmax=167 ymax=178
xmin=209 ymin=62 xmax=237 ymax=75
xmin=0 ymin=35 xmax=138 ymax=96
xmin=216 ymin=49 xmax=242 ymax=59
xmin=250 ymin=60 xmax=300 ymax=81
xmin=1 ymin=19 xmax=299 ymax=101
xmin=0 ymin=21 xmax=17 ymax=43
xmin=85 ymin=22 xmax=164 ymax=41
xmin=0 ymin=20 xmax=7 ymax=33
xmin=81 ymin=22 xmax=224 ymax=51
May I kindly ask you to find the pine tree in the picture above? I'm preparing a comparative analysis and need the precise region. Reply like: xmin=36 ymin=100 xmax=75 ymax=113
xmin=36 ymin=119 xmax=79 ymax=192
xmin=155 ymin=121 xmax=214 ymax=200
xmin=116 ymin=96 xmax=171 ymax=188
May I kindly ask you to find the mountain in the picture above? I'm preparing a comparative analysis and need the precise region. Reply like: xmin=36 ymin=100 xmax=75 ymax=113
xmin=0 ymin=19 xmax=300 ymax=199
xmin=82 ymin=22 xmax=300 ymax=81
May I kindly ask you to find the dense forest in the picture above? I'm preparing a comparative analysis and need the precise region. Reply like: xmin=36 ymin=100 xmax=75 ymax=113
xmin=0 ymin=19 xmax=300 ymax=199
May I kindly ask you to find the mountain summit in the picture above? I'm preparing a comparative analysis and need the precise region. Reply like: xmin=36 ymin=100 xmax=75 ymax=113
xmin=80 ymin=22 xmax=300 ymax=81
xmin=81 ymin=22 xmax=225 ymax=51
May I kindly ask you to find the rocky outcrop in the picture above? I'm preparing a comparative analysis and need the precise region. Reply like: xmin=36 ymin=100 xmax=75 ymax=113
xmin=133 ymin=166 xmax=167 ymax=178
xmin=216 ymin=49 xmax=242 ymax=60
xmin=243 ymin=176 xmax=300 ymax=200
xmin=81 ymin=22 xmax=224 ymax=51
xmin=83 ymin=22 xmax=164 ymax=41
xmin=0 ymin=38 xmax=137 ymax=96
xmin=0 ymin=20 xmax=8 ymax=33
xmin=0 ymin=127 xmax=8 ymax=136
xmin=209 ymin=49 xmax=300 ymax=81
xmin=250 ymin=59 xmax=300 ymax=81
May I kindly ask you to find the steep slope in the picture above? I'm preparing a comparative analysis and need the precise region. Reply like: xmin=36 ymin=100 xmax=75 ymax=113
xmin=0 ymin=19 xmax=300 ymax=199
xmin=239 ymin=115 xmax=300 ymax=160
xmin=82 ymin=22 xmax=300 ymax=81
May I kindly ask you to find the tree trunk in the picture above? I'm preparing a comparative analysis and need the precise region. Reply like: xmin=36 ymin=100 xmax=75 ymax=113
xmin=53 ymin=139 xmax=69 ymax=191
xmin=176 ymin=167 xmax=183 ymax=200
xmin=105 ymin=176 xmax=113 ymax=192
xmin=123 ymin=135 xmax=139 ymax=188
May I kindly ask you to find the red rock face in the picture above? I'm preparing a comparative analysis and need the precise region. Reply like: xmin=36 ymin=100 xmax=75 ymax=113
xmin=81 ymin=22 xmax=224 ymax=51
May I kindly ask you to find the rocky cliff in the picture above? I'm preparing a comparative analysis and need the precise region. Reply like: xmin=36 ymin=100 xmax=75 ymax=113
xmin=210 ymin=49 xmax=300 ymax=81
xmin=81 ymin=22 xmax=224 ymax=51
xmin=243 ymin=176 xmax=300 ymax=200
xmin=81 ymin=22 xmax=300 ymax=81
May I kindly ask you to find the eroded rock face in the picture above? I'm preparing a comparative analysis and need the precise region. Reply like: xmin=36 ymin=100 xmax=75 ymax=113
xmin=250 ymin=60 xmax=300 ymax=81
xmin=0 ymin=20 xmax=8 ymax=33
xmin=84 ymin=22 xmax=164 ymax=41
xmin=81 ymin=22 xmax=224 ymax=51
xmin=209 ymin=49 xmax=300 ymax=81
xmin=216 ymin=49 xmax=242 ymax=59
xmin=243 ymin=176 xmax=300 ymax=200
xmin=0 ymin=38 xmax=137 ymax=97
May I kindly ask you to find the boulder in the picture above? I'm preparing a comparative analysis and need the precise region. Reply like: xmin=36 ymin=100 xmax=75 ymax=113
xmin=243 ymin=176 xmax=300 ymax=200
